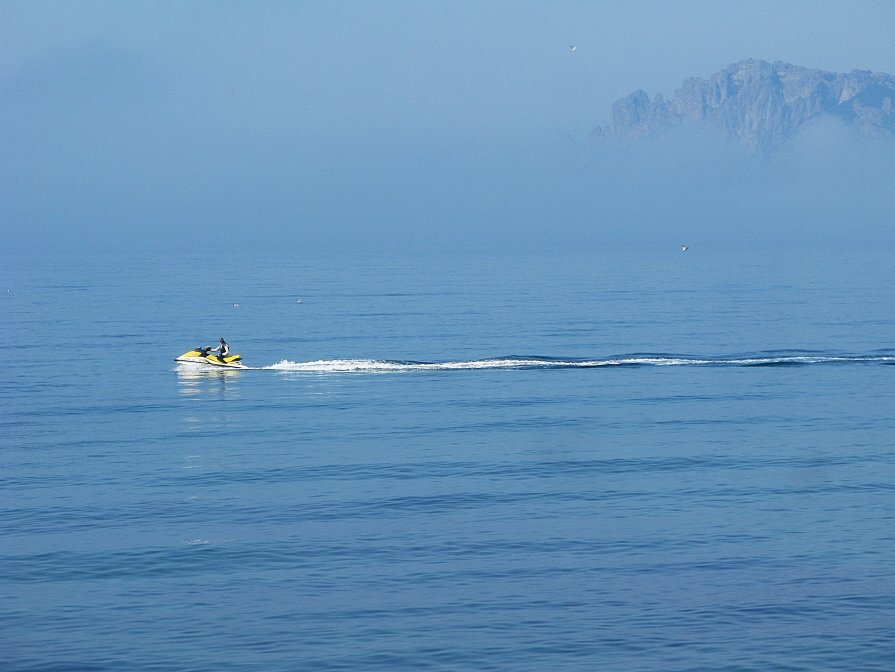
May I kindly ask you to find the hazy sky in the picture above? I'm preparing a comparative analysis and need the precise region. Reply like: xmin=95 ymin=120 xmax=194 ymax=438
xmin=2 ymin=1 xmax=894 ymax=253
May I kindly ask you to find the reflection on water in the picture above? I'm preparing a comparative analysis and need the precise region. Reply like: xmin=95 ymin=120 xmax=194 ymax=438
xmin=176 ymin=364 xmax=243 ymax=398
xmin=177 ymin=365 xmax=243 ymax=431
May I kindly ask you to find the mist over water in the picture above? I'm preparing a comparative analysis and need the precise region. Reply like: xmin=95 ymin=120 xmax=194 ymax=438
xmin=3 ymin=3 xmax=894 ymax=255
xmin=579 ymin=121 xmax=895 ymax=252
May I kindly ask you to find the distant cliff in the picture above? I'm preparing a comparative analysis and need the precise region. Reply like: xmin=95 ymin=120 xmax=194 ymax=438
xmin=595 ymin=59 xmax=895 ymax=153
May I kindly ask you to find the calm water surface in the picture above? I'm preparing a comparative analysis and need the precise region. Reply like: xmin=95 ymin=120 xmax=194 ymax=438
xmin=2 ymin=248 xmax=894 ymax=671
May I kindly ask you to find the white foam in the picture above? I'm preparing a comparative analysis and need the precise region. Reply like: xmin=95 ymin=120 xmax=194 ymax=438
xmin=265 ymin=356 xmax=707 ymax=373
xmin=265 ymin=358 xmax=556 ymax=373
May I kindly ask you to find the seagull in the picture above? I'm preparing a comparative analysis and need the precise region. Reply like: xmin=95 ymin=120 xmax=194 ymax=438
xmin=232 ymin=303 xmax=240 ymax=308
xmin=569 ymin=44 xmax=578 ymax=52
xmin=681 ymin=245 xmax=689 ymax=252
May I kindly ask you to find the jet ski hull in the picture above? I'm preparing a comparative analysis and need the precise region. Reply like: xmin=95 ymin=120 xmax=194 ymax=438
xmin=176 ymin=349 xmax=248 ymax=369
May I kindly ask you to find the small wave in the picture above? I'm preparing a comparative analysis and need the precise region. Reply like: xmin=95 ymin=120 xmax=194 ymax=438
xmin=262 ymin=353 xmax=895 ymax=374
xmin=734 ymin=355 xmax=892 ymax=367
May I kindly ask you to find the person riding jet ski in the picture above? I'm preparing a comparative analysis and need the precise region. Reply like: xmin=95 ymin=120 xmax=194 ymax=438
xmin=208 ymin=338 xmax=230 ymax=360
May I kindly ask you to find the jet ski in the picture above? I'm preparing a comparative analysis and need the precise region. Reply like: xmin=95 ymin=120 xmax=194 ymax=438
xmin=175 ymin=347 xmax=248 ymax=369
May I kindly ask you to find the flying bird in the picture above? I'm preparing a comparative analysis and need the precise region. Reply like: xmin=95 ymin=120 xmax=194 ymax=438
xmin=681 ymin=245 xmax=689 ymax=252
xmin=569 ymin=44 xmax=578 ymax=52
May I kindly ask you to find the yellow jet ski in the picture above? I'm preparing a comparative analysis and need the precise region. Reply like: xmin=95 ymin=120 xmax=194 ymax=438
xmin=175 ymin=346 xmax=248 ymax=369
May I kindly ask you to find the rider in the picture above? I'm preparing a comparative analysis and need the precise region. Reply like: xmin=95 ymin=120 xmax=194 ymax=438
xmin=209 ymin=338 xmax=230 ymax=360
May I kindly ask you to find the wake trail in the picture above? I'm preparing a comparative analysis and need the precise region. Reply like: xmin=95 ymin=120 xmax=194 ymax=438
xmin=261 ymin=352 xmax=895 ymax=373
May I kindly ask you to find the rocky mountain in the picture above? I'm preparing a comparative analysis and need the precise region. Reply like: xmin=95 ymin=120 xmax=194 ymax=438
xmin=595 ymin=59 xmax=895 ymax=153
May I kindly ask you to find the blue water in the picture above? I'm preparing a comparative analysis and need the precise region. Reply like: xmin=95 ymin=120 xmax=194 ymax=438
xmin=3 ymin=248 xmax=894 ymax=671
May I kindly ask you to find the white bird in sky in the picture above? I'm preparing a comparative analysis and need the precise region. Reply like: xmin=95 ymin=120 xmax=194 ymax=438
xmin=681 ymin=245 xmax=689 ymax=252
xmin=569 ymin=44 xmax=578 ymax=52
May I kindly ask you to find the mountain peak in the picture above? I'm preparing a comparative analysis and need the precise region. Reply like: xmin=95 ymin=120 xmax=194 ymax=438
xmin=597 ymin=60 xmax=895 ymax=152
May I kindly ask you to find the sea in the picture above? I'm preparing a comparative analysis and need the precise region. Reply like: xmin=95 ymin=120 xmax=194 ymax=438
xmin=2 ymin=246 xmax=894 ymax=671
